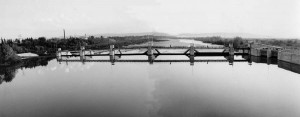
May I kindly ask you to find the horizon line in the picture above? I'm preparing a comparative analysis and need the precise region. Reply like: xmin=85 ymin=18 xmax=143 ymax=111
xmin=1 ymin=32 xmax=299 ymax=40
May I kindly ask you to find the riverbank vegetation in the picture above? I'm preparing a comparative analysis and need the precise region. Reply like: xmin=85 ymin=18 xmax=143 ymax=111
xmin=1 ymin=35 xmax=161 ymax=56
xmin=0 ymin=35 xmax=163 ymax=65
xmin=0 ymin=43 xmax=21 ymax=66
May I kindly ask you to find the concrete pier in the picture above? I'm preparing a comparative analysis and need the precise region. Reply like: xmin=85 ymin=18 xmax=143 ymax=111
xmin=80 ymin=46 xmax=85 ymax=61
xmin=57 ymin=48 xmax=62 ymax=57
xmin=190 ymin=55 xmax=194 ymax=66
xmin=110 ymin=45 xmax=115 ymax=56
xmin=57 ymin=48 xmax=62 ymax=60
xmin=147 ymin=42 xmax=153 ymax=56
xmin=148 ymin=55 xmax=155 ymax=64
xmin=190 ymin=43 xmax=195 ymax=56
xmin=110 ymin=55 xmax=115 ymax=65
xmin=267 ymin=49 xmax=272 ymax=58
xmin=229 ymin=55 xmax=234 ymax=65
xmin=80 ymin=46 xmax=85 ymax=56
xmin=229 ymin=43 xmax=234 ymax=56
xmin=248 ymin=60 xmax=252 ymax=65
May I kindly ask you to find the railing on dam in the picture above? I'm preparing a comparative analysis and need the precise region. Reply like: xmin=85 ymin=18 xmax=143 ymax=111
xmin=122 ymin=46 xmax=225 ymax=49
xmin=56 ymin=43 xmax=252 ymax=66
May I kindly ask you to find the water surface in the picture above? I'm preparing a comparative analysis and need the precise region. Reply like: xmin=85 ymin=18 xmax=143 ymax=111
xmin=1 ymin=39 xmax=300 ymax=117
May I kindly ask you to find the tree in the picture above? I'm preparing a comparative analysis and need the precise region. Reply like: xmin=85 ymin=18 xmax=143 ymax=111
xmin=233 ymin=37 xmax=243 ymax=48
xmin=0 ymin=43 xmax=21 ymax=65
xmin=38 ymin=37 xmax=46 ymax=45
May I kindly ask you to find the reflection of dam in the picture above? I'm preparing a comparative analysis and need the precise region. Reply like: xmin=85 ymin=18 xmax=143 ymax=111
xmin=57 ymin=55 xmax=250 ymax=66
xmin=242 ymin=55 xmax=277 ymax=65
xmin=242 ymin=55 xmax=300 ymax=74
xmin=57 ymin=55 xmax=300 ymax=74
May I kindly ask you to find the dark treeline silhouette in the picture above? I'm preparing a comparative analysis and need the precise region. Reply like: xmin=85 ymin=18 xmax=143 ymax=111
xmin=0 ymin=57 xmax=55 ymax=85
xmin=0 ymin=35 xmax=161 ymax=55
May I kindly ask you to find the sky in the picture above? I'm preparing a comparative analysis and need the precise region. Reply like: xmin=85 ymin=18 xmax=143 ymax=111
xmin=0 ymin=0 xmax=299 ymax=39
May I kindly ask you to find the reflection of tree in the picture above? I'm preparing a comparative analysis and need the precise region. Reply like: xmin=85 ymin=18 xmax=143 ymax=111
xmin=0 ymin=57 xmax=55 ymax=85
xmin=22 ymin=57 xmax=54 ymax=69
xmin=0 ymin=64 xmax=20 ymax=84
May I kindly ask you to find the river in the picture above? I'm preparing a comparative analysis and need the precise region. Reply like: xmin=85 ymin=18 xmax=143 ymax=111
xmin=0 ymin=38 xmax=300 ymax=117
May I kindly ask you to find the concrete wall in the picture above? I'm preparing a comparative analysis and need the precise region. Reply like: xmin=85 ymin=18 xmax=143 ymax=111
xmin=260 ymin=49 xmax=267 ymax=56
xmin=250 ymin=48 xmax=261 ymax=56
xmin=250 ymin=43 xmax=281 ymax=58
xmin=291 ymin=54 xmax=300 ymax=65
xmin=271 ymin=50 xmax=278 ymax=57
xmin=278 ymin=50 xmax=300 ymax=65
xmin=278 ymin=61 xmax=300 ymax=74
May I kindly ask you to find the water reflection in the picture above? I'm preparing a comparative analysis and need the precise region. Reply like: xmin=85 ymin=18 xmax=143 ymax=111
xmin=278 ymin=61 xmax=300 ymax=74
xmin=58 ymin=55 xmax=250 ymax=66
xmin=0 ymin=57 xmax=55 ymax=85
xmin=57 ymin=55 xmax=300 ymax=74
xmin=2 ymin=38 xmax=300 ymax=117
xmin=1 ymin=56 xmax=300 ymax=117
xmin=2 ymin=55 xmax=298 ymax=86
xmin=0 ymin=64 xmax=20 ymax=84
xmin=243 ymin=55 xmax=278 ymax=65
xmin=242 ymin=55 xmax=300 ymax=74
xmin=148 ymin=63 xmax=300 ymax=117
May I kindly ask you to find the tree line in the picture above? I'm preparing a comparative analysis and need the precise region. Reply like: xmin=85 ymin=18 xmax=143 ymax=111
xmin=0 ymin=35 xmax=159 ymax=55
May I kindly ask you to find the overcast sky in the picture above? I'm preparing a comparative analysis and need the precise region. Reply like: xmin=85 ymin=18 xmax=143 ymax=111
xmin=0 ymin=0 xmax=299 ymax=38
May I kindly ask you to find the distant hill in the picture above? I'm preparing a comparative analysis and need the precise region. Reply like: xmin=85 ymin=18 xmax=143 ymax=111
xmin=54 ymin=32 xmax=171 ymax=39
xmin=177 ymin=33 xmax=271 ymax=38
xmin=94 ymin=32 xmax=171 ymax=37
xmin=55 ymin=32 xmax=274 ymax=39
